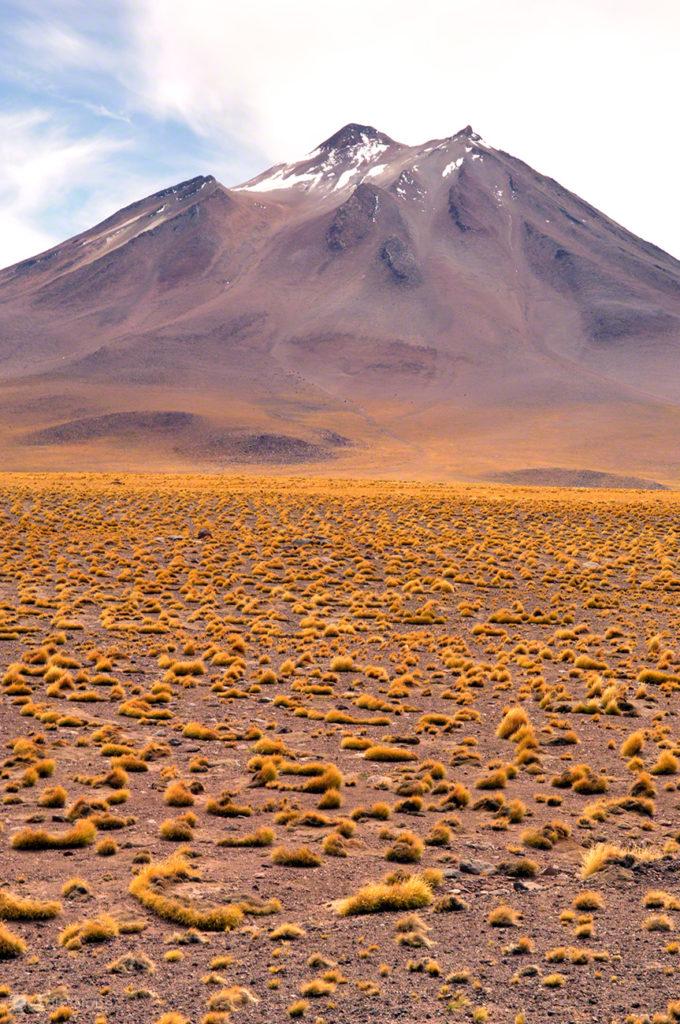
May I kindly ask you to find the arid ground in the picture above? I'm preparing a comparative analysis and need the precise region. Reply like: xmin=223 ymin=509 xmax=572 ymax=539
xmin=0 ymin=475 xmax=678 ymax=1024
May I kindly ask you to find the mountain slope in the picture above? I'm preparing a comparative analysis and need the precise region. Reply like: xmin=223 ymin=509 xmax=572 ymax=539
xmin=0 ymin=123 xmax=678 ymax=483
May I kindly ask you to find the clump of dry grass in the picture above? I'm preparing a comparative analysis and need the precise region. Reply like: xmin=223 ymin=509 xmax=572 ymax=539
xmin=96 ymin=837 xmax=118 ymax=856
xmin=49 ymin=1007 xmax=74 ymax=1023
xmin=217 ymin=826 xmax=275 ymax=848
xmin=334 ymin=873 xmax=433 ymax=916
xmin=182 ymin=722 xmax=219 ymax=741
xmin=424 ymin=822 xmax=452 ymax=847
xmin=0 ymin=890 xmax=61 ymax=920
xmin=498 ymin=858 xmax=539 ymax=879
xmin=573 ymin=891 xmax=605 ymax=911
xmin=62 ymin=877 xmax=91 ymax=899
xmin=207 ymin=986 xmax=258 ymax=1012
xmin=651 ymin=751 xmax=679 ymax=776
xmin=542 ymin=973 xmax=566 ymax=988
xmin=287 ymin=1000 xmax=309 ymax=1018
xmin=363 ymin=745 xmax=417 ymax=763
xmin=580 ymin=840 xmax=677 ymax=879
xmin=352 ymin=802 xmax=392 ymax=821
xmin=163 ymin=781 xmax=195 ymax=807
xmin=269 ymin=923 xmax=306 ymax=941
xmin=488 ymin=904 xmax=521 ymax=927
xmin=300 ymin=978 xmax=336 ymax=997
xmin=0 ymin=922 xmax=27 ymax=958
xmin=318 ymin=788 xmax=342 ymax=809
xmin=503 ymin=935 xmax=534 ymax=956
xmin=206 ymin=794 xmax=254 ymax=817
xmin=496 ymin=706 xmax=529 ymax=740
xmin=385 ymin=830 xmax=424 ymax=864
xmin=620 ymin=730 xmax=645 ymax=757
xmin=521 ymin=821 xmax=569 ymax=851
xmin=643 ymin=890 xmax=680 ymax=911
xmin=299 ymin=763 xmax=343 ymax=793
xmin=271 ymin=845 xmax=321 ymax=868
xmin=395 ymin=911 xmax=432 ymax=948
xmin=330 ymin=655 xmax=356 ymax=673
xmin=38 ymin=784 xmax=68 ymax=808
xmin=643 ymin=913 xmax=674 ymax=932
xmin=129 ymin=855 xmax=243 ymax=931
xmin=59 ymin=914 xmax=120 ymax=950
xmin=322 ymin=832 xmax=348 ymax=857
xmin=160 ymin=814 xmax=196 ymax=842
xmin=475 ymin=766 xmax=509 ymax=790
xmin=11 ymin=818 xmax=96 ymax=850
xmin=169 ymin=659 xmax=205 ymax=678
xmin=107 ymin=951 xmax=156 ymax=974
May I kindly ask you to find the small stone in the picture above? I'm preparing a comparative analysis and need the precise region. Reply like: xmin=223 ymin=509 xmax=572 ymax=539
xmin=459 ymin=859 xmax=493 ymax=875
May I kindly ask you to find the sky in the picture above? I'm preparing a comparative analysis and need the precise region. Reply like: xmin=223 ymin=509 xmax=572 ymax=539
xmin=1 ymin=0 xmax=679 ymax=269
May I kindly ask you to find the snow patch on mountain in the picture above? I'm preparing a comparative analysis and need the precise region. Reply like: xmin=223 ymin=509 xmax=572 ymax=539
xmin=443 ymin=157 xmax=464 ymax=177
xmin=235 ymin=128 xmax=390 ymax=194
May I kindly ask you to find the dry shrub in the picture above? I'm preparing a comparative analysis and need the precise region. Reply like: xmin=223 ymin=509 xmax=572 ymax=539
xmin=0 ymin=922 xmax=27 ymax=959
xmin=11 ymin=819 xmax=96 ymax=850
xmin=271 ymin=845 xmax=321 ymax=868
xmin=334 ymin=874 xmax=433 ymax=916
xmin=0 ymin=890 xmax=61 ymax=920
xmin=129 ymin=855 xmax=243 ymax=931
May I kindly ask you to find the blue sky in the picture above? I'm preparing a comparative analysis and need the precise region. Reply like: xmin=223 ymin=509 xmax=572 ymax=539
xmin=1 ymin=0 xmax=679 ymax=269
xmin=0 ymin=0 xmax=268 ymax=267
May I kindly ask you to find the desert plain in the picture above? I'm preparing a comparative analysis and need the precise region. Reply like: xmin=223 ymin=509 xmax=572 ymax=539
xmin=0 ymin=474 xmax=678 ymax=1024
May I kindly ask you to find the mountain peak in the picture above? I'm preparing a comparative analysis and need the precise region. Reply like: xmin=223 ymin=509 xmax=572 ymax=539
xmin=318 ymin=123 xmax=395 ymax=152
xmin=451 ymin=124 xmax=484 ymax=144
xmin=234 ymin=123 xmax=398 ymax=194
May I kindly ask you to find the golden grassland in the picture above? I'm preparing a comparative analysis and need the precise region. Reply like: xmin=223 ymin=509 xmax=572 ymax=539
xmin=0 ymin=474 xmax=678 ymax=1023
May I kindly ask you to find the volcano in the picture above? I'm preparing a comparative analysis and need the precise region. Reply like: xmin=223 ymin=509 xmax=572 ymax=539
xmin=0 ymin=123 xmax=678 ymax=484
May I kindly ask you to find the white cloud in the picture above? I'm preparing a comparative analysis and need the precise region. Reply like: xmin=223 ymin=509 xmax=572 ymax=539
xmin=28 ymin=22 xmax=93 ymax=66
xmin=0 ymin=109 xmax=126 ymax=268
xmin=14 ymin=14 xmax=117 ymax=73
xmin=122 ymin=0 xmax=680 ymax=256
xmin=0 ymin=214 xmax=55 ymax=270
